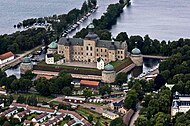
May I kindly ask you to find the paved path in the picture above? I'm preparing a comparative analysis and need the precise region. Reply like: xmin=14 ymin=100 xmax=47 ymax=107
xmin=129 ymin=103 xmax=142 ymax=126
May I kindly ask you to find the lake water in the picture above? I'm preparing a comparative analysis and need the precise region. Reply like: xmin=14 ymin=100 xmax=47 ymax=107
xmin=110 ymin=0 xmax=190 ymax=41
xmin=1 ymin=0 xmax=190 ymax=40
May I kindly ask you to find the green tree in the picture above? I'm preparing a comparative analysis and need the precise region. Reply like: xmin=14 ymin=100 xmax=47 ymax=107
xmin=83 ymin=89 xmax=92 ymax=98
xmin=110 ymin=117 xmax=126 ymax=126
xmin=115 ymin=32 xmax=128 ymax=42
xmin=115 ymin=72 xmax=128 ymax=86
xmin=124 ymin=89 xmax=138 ymax=109
xmin=99 ymin=84 xmax=112 ymax=96
xmin=88 ymin=114 xmax=93 ymax=123
xmin=135 ymin=115 xmax=148 ymax=126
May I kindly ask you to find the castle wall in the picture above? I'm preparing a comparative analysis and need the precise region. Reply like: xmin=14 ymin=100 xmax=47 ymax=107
xmin=102 ymin=71 xmax=116 ymax=83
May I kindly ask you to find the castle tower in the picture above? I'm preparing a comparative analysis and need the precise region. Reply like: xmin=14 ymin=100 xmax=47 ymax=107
xmin=20 ymin=57 xmax=33 ymax=74
xmin=102 ymin=64 xmax=116 ymax=83
xmin=130 ymin=47 xmax=143 ymax=66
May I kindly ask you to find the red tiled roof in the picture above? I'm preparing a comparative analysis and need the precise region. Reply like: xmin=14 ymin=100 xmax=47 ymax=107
xmin=0 ymin=52 xmax=14 ymax=60
xmin=80 ymin=80 xmax=99 ymax=86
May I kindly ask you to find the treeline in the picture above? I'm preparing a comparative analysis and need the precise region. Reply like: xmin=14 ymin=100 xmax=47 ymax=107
xmin=74 ymin=0 xmax=128 ymax=38
xmin=123 ymin=77 xmax=166 ymax=110
xmin=0 ymin=70 xmax=34 ymax=93
xmin=135 ymin=87 xmax=171 ymax=126
xmin=0 ymin=28 xmax=48 ymax=54
xmin=17 ymin=95 xmax=38 ymax=106
xmin=115 ymin=32 xmax=190 ymax=56
xmin=159 ymin=38 xmax=190 ymax=86
xmin=34 ymin=71 xmax=73 ymax=96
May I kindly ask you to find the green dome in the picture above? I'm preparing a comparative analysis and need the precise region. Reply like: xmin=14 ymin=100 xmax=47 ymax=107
xmin=88 ymin=23 xmax=95 ymax=29
xmin=48 ymin=41 xmax=57 ymax=49
xmin=131 ymin=47 xmax=141 ymax=55
xmin=22 ymin=57 xmax=31 ymax=63
xmin=104 ymin=64 xmax=114 ymax=71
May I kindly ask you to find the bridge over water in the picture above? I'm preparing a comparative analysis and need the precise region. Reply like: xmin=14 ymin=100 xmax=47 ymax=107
xmin=142 ymin=55 xmax=169 ymax=60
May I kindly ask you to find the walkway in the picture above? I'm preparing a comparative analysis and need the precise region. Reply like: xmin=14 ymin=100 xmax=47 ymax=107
xmin=142 ymin=55 xmax=168 ymax=60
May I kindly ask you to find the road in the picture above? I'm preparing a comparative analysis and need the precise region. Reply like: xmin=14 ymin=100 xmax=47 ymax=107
xmin=129 ymin=103 xmax=142 ymax=126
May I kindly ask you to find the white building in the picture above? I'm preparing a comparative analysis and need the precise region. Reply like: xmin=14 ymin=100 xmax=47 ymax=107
xmin=97 ymin=57 xmax=104 ymax=70
xmin=102 ymin=110 xmax=119 ymax=120
xmin=45 ymin=54 xmax=54 ymax=64
xmin=0 ymin=51 xmax=14 ymax=65
xmin=0 ymin=101 xmax=4 ymax=108
xmin=171 ymin=91 xmax=190 ymax=116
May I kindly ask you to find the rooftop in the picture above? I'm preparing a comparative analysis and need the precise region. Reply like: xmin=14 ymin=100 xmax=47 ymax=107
xmin=0 ymin=51 xmax=14 ymax=60
xmin=80 ymin=80 xmax=100 ymax=87
xmin=131 ymin=47 xmax=141 ymax=55
xmin=104 ymin=64 xmax=114 ymax=71
xmin=48 ymin=41 xmax=57 ymax=49
xmin=65 ymin=96 xmax=86 ymax=101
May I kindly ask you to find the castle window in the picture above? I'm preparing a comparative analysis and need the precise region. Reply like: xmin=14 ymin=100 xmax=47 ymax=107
xmin=90 ymin=53 xmax=92 ymax=56
xmin=118 ymin=51 xmax=120 ymax=54
xmin=81 ymin=52 xmax=83 ymax=55
xmin=97 ymin=49 xmax=98 ymax=52
xmin=90 ymin=47 xmax=93 ymax=51
xmin=75 ymin=52 xmax=77 ymax=54
xmin=62 ymin=51 xmax=64 ymax=53
xmin=121 ymin=51 xmax=123 ymax=54
xmin=78 ymin=52 xmax=80 ymax=54
xmin=81 ymin=48 xmax=83 ymax=50
xmin=105 ymin=55 xmax=107 ymax=57
xmin=118 ymin=56 xmax=120 ymax=58
xmin=105 ymin=50 xmax=107 ymax=52
xmin=59 ymin=51 xmax=61 ymax=53
xmin=121 ymin=56 xmax=123 ymax=58
xmin=101 ymin=49 xmax=102 ymax=52
xmin=86 ymin=46 xmax=89 ymax=50
xmin=87 ymin=53 xmax=88 ymax=55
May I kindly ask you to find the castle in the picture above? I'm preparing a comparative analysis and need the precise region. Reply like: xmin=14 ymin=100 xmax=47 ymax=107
xmin=47 ymin=23 xmax=128 ymax=64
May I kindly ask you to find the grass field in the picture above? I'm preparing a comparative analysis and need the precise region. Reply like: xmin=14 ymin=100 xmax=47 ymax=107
xmin=76 ymin=106 xmax=111 ymax=126
xmin=12 ymin=93 xmax=54 ymax=103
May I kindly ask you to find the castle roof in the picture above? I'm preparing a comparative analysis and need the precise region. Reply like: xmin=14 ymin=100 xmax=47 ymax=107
xmin=131 ymin=47 xmax=141 ymax=55
xmin=58 ymin=37 xmax=126 ymax=49
xmin=48 ymin=41 xmax=57 ymax=49
xmin=22 ymin=57 xmax=31 ymax=63
xmin=104 ymin=64 xmax=114 ymax=71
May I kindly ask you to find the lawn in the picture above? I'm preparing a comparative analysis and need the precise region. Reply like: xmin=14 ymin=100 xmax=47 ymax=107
xmin=110 ymin=58 xmax=132 ymax=68
xmin=38 ymin=61 xmax=98 ymax=71
xmin=27 ymin=113 xmax=40 ymax=120
xmin=12 ymin=93 xmax=54 ymax=103
xmin=76 ymin=106 xmax=111 ymax=126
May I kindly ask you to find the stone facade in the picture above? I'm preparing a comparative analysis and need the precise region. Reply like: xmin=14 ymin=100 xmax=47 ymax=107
xmin=57 ymin=24 xmax=127 ymax=64
xmin=130 ymin=47 xmax=143 ymax=66
xmin=20 ymin=57 xmax=33 ymax=74
xmin=101 ymin=64 xmax=116 ymax=83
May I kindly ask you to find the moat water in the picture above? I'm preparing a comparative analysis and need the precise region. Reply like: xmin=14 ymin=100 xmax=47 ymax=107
xmin=5 ymin=58 xmax=160 ymax=79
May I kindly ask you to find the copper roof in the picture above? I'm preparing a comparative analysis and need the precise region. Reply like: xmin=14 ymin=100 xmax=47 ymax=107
xmin=80 ymin=80 xmax=99 ymax=86
xmin=0 ymin=52 xmax=14 ymax=60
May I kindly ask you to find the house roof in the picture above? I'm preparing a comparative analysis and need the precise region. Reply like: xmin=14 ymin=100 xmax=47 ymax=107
xmin=80 ymin=80 xmax=100 ymax=87
xmin=113 ymin=100 xmax=124 ymax=107
xmin=0 ymin=52 xmax=14 ymax=60
xmin=48 ymin=41 xmax=57 ymax=49
xmin=35 ymin=113 xmax=48 ymax=121
xmin=46 ymin=54 xmax=53 ymax=58
xmin=65 ymin=96 xmax=86 ymax=101
xmin=123 ymin=109 xmax=134 ymax=125
xmin=103 ymin=110 xmax=119 ymax=117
